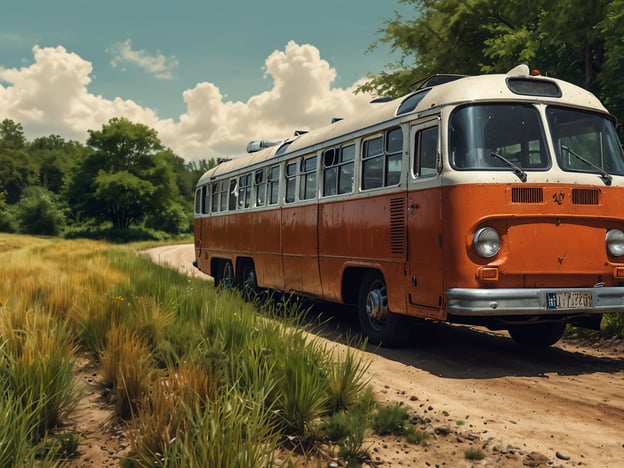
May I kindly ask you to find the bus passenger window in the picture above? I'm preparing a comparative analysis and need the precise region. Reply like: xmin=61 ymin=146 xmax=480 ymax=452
xmin=211 ymin=183 xmax=219 ymax=212
xmin=219 ymin=181 xmax=228 ymax=212
xmin=228 ymin=179 xmax=237 ymax=211
xmin=238 ymin=174 xmax=251 ymax=209
xmin=338 ymin=144 xmax=355 ymax=194
xmin=194 ymin=187 xmax=203 ymax=214
xmin=323 ymin=148 xmax=338 ymax=196
xmin=362 ymin=136 xmax=383 ymax=189
xmin=285 ymin=162 xmax=297 ymax=203
xmin=202 ymin=185 xmax=210 ymax=214
xmin=300 ymin=156 xmax=317 ymax=200
xmin=414 ymin=127 xmax=438 ymax=177
xmin=362 ymin=128 xmax=403 ymax=190
xmin=386 ymin=128 xmax=403 ymax=185
xmin=268 ymin=165 xmax=280 ymax=205
xmin=255 ymin=169 xmax=266 ymax=207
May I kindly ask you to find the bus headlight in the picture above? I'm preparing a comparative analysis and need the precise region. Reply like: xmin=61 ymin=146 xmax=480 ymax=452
xmin=606 ymin=229 xmax=624 ymax=257
xmin=473 ymin=227 xmax=501 ymax=258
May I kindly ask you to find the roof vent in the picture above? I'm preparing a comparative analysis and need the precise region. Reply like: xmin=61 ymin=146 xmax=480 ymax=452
xmin=506 ymin=64 xmax=530 ymax=77
xmin=246 ymin=140 xmax=281 ymax=153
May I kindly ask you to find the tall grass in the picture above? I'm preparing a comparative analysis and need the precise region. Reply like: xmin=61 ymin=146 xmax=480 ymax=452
xmin=0 ymin=234 xmax=375 ymax=466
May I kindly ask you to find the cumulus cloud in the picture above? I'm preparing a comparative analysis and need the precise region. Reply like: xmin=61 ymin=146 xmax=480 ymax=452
xmin=0 ymin=41 xmax=375 ymax=161
xmin=109 ymin=39 xmax=178 ymax=79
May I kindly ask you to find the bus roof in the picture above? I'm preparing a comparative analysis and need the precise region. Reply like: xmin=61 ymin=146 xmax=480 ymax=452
xmin=197 ymin=66 xmax=608 ymax=186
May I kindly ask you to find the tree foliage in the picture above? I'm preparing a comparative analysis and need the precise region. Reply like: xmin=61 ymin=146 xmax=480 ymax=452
xmin=0 ymin=116 xmax=220 ymax=239
xmin=361 ymin=0 xmax=623 ymax=123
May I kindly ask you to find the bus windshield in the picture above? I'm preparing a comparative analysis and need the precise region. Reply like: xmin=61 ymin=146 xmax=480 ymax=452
xmin=449 ymin=103 xmax=549 ymax=173
xmin=547 ymin=107 xmax=624 ymax=177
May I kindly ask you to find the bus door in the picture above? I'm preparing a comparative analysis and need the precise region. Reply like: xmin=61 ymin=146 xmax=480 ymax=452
xmin=407 ymin=122 xmax=445 ymax=318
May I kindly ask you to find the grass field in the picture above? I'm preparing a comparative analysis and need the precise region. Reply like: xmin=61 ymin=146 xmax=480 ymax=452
xmin=0 ymin=234 xmax=383 ymax=467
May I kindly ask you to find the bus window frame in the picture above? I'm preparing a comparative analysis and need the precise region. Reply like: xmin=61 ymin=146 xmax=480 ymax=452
xmin=268 ymin=165 xmax=280 ymax=205
xmin=285 ymin=160 xmax=298 ymax=204
xmin=299 ymin=155 xmax=318 ymax=201
xmin=361 ymin=126 xmax=404 ymax=191
xmin=322 ymin=143 xmax=355 ymax=197
xmin=412 ymin=124 xmax=440 ymax=178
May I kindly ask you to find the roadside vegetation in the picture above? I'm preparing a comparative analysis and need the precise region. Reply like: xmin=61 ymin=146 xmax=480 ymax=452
xmin=1 ymin=233 xmax=439 ymax=467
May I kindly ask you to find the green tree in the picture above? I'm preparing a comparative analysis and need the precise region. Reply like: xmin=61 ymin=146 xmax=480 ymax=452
xmin=361 ymin=0 xmax=620 ymax=123
xmin=66 ymin=118 xmax=183 ymax=230
xmin=14 ymin=186 xmax=65 ymax=236
xmin=30 ymin=135 xmax=83 ymax=194
xmin=0 ymin=119 xmax=36 ymax=203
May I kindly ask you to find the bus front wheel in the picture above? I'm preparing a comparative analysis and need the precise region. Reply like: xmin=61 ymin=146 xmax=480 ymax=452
xmin=357 ymin=272 xmax=411 ymax=347
xmin=507 ymin=322 xmax=566 ymax=347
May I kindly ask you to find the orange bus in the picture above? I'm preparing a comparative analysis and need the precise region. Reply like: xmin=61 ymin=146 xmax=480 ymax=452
xmin=193 ymin=64 xmax=624 ymax=347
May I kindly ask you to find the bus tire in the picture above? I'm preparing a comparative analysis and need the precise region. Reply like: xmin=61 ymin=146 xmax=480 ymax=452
xmin=216 ymin=260 xmax=235 ymax=289
xmin=239 ymin=261 xmax=259 ymax=300
xmin=508 ymin=322 xmax=566 ymax=347
xmin=357 ymin=271 xmax=411 ymax=347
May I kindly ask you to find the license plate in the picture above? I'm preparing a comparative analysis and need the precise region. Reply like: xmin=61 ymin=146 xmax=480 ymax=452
xmin=546 ymin=291 xmax=593 ymax=310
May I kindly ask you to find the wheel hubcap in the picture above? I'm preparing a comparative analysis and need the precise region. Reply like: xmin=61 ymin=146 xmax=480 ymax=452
xmin=366 ymin=282 xmax=388 ymax=329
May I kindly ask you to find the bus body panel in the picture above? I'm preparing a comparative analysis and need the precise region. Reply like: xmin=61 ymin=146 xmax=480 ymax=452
xmin=440 ymin=183 xmax=624 ymax=291
xmin=282 ymin=204 xmax=322 ymax=294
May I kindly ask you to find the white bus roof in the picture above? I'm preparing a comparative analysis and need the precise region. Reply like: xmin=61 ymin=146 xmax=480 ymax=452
xmin=197 ymin=66 xmax=608 ymax=186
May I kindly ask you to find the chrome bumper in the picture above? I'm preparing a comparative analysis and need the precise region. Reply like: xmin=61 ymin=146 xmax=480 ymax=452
xmin=447 ymin=286 xmax=624 ymax=316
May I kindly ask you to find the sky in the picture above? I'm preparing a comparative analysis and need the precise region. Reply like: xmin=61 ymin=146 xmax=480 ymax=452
xmin=0 ymin=0 xmax=413 ymax=162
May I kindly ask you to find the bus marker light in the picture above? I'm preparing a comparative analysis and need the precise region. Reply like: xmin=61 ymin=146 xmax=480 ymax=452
xmin=614 ymin=267 xmax=624 ymax=279
xmin=477 ymin=267 xmax=499 ymax=281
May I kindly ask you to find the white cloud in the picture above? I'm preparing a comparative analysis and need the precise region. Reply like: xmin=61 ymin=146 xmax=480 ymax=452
xmin=0 ymin=42 xmax=375 ymax=161
xmin=109 ymin=39 xmax=178 ymax=79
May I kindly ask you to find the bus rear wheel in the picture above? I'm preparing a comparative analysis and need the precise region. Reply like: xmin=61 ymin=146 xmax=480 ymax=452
xmin=239 ymin=261 xmax=259 ymax=300
xmin=357 ymin=272 xmax=411 ymax=347
xmin=216 ymin=260 xmax=235 ymax=289
xmin=507 ymin=322 xmax=566 ymax=347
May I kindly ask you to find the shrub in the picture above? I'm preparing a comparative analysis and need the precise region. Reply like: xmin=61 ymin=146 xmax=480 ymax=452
xmin=14 ymin=187 xmax=65 ymax=236
xmin=372 ymin=402 xmax=410 ymax=436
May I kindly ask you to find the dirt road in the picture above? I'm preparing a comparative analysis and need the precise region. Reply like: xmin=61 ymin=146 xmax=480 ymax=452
xmin=144 ymin=244 xmax=624 ymax=467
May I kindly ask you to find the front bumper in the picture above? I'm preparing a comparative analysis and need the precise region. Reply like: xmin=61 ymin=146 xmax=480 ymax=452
xmin=447 ymin=286 xmax=624 ymax=316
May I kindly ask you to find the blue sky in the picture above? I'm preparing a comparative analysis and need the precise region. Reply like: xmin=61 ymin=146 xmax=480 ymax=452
xmin=0 ymin=0 xmax=412 ymax=160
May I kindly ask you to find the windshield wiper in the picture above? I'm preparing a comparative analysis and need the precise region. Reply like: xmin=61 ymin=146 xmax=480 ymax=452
xmin=490 ymin=151 xmax=527 ymax=182
xmin=561 ymin=144 xmax=612 ymax=186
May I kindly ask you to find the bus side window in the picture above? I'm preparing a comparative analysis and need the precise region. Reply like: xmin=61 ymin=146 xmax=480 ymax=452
xmin=338 ymin=144 xmax=355 ymax=194
xmin=362 ymin=127 xmax=403 ymax=190
xmin=285 ymin=162 xmax=297 ymax=203
xmin=211 ymin=183 xmax=219 ymax=212
xmin=386 ymin=128 xmax=403 ymax=185
xmin=268 ymin=165 xmax=280 ymax=205
xmin=362 ymin=136 xmax=383 ymax=189
xmin=228 ymin=179 xmax=238 ymax=211
xmin=323 ymin=148 xmax=338 ymax=196
xmin=194 ymin=187 xmax=203 ymax=214
xmin=255 ymin=169 xmax=266 ymax=207
xmin=219 ymin=180 xmax=228 ymax=212
xmin=415 ymin=127 xmax=438 ymax=177
xmin=300 ymin=156 xmax=317 ymax=200
xmin=238 ymin=173 xmax=251 ymax=209
xmin=202 ymin=185 xmax=210 ymax=214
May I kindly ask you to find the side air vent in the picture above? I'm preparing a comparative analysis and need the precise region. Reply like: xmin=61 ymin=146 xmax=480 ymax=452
xmin=572 ymin=188 xmax=600 ymax=205
xmin=389 ymin=198 xmax=406 ymax=255
xmin=511 ymin=187 xmax=543 ymax=203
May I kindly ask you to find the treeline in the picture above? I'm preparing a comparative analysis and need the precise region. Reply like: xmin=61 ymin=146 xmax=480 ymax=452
xmin=0 ymin=117 xmax=218 ymax=241
xmin=362 ymin=0 xmax=624 ymax=130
